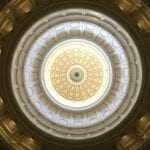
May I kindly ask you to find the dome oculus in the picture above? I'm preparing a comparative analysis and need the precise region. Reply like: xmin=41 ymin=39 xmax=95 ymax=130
xmin=43 ymin=39 xmax=110 ymax=103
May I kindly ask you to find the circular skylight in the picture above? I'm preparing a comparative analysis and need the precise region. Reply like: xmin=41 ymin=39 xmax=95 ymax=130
xmin=11 ymin=8 xmax=142 ymax=140
xmin=41 ymin=39 xmax=112 ymax=109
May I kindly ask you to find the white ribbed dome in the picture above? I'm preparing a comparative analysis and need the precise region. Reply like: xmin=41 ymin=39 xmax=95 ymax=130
xmin=11 ymin=9 xmax=142 ymax=140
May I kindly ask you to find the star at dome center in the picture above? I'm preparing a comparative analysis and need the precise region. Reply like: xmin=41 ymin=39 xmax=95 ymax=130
xmin=42 ymin=39 xmax=111 ymax=107
xmin=49 ymin=43 xmax=104 ymax=101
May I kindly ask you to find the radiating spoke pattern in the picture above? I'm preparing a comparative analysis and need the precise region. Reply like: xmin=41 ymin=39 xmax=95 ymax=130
xmin=10 ymin=9 xmax=142 ymax=140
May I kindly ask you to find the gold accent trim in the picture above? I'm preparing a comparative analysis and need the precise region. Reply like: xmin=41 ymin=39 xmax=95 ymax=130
xmin=120 ymin=134 xmax=137 ymax=147
xmin=0 ymin=1 xmax=40 ymax=149
xmin=117 ymin=131 xmax=143 ymax=150
xmin=139 ymin=114 xmax=150 ymax=130
xmin=137 ymin=113 xmax=150 ymax=138
xmin=16 ymin=0 xmax=33 ymax=14
xmin=0 ymin=13 xmax=14 ymax=35
xmin=0 ymin=116 xmax=40 ymax=149
xmin=8 ymin=0 xmax=33 ymax=14
xmin=137 ymin=8 xmax=150 ymax=32
xmin=3 ymin=118 xmax=17 ymax=135
xmin=0 ymin=97 xmax=4 ymax=112
xmin=20 ymin=136 xmax=39 ymax=150
xmin=117 ymin=0 xmax=142 ymax=13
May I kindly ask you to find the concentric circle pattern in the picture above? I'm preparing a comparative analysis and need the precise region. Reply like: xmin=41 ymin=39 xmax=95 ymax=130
xmin=11 ymin=9 xmax=142 ymax=139
xmin=48 ymin=42 xmax=103 ymax=101
xmin=42 ymin=39 xmax=111 ymax=108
